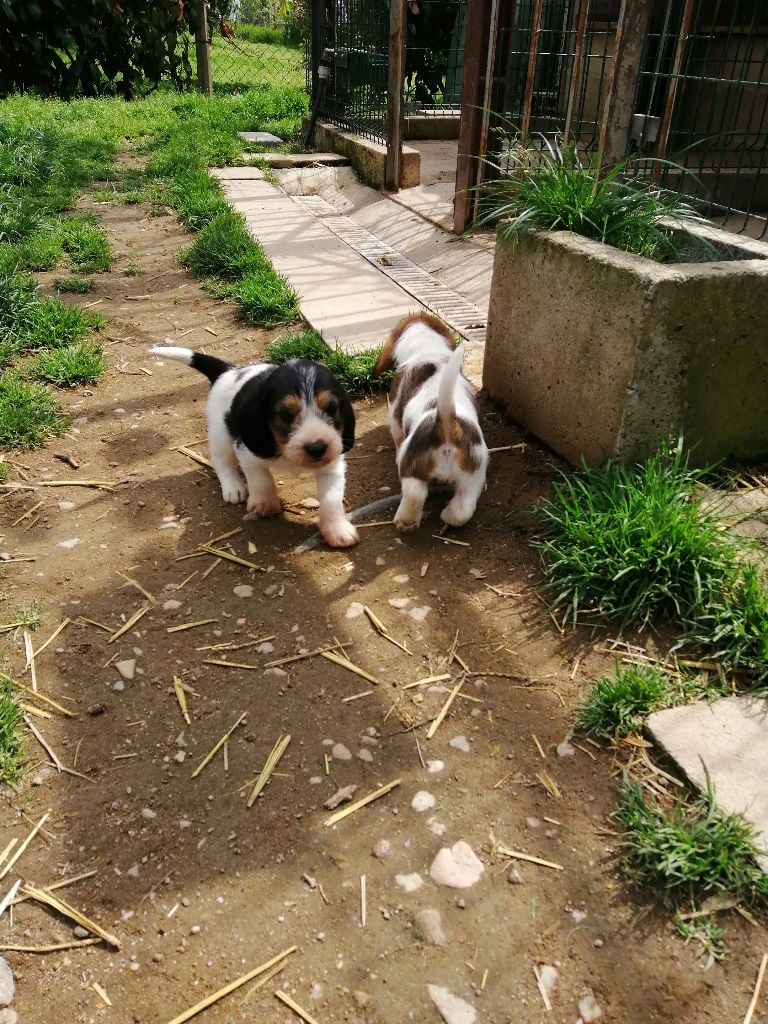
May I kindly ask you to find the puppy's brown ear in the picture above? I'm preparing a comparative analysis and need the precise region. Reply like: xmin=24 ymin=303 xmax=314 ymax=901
xmin=373 ymin=331 xmax=398 ymax=377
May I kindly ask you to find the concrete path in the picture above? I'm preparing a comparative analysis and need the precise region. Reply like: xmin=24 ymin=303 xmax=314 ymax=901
xmin=647 ymin=696 xmax=768 ymax=870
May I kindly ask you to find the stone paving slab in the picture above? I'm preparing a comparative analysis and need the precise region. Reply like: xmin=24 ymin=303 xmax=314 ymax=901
xmin=238 ymin=131 xmax=284 ymax=145
xmin=250 ymin=152 xmax=351 ymax=168
xmin=216 ymin=175 xmax=417 ymax=353
xmin=647 ymin=696 xmax=768 ymax=870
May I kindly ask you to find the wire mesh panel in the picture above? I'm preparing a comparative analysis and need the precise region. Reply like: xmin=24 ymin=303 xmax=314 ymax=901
xmin=207 ymin=27 xmax=306 ymax=91
xmin=404 ymin=0 xmax=469 ymax=114
xmin=632 ymin=0 xmax=768 ymax=239
xmin=313 ymin=0 xmax=390 ymax=144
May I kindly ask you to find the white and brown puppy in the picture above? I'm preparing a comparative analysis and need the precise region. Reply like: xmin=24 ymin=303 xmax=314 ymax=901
xmin=374 ymin=313 xmax=488 ymax=532
xmin=150 ymin=346 xmax=359 ymax=548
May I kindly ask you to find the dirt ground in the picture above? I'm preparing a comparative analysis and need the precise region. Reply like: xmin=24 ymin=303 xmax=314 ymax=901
xmin=0 ymin=195 xmax=764 ymax=1024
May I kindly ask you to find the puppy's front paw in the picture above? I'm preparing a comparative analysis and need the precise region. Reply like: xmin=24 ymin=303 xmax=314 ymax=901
xmin=440 ymin=498 xmax=475 ymax=528
xmin=246 ymin=492 xmax=282 ymax=518
xmin=320 ymin=517 xmax=359 ymax=548
xmin=394 ymin=500 xmax=422 ymax=532
xmin=220 ymin=477 xmax=247 ymax=504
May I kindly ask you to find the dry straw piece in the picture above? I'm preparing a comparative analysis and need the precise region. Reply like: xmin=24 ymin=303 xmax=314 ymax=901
xmin=742 ymin=952 xmax=768 ymax=1024
xmin=199 ymin=544 xmax=264 ymax=571
xmin=173 ymin=676 xmax=191 ymax=725
xmin=320 ymin=650 xmax=379 ymax=685
xmin=176 ymin=446 xmax=213 ymax=469
xmin=0 ymin=810 xmax=50 ymax=881
xmin=191 ymin=713 xmax=245 ymax=778
xmin=167 ymin=619 xmax=218 ymax=634
xmin=92 ymin=982 xmax=112 ymax=1007
xmin=363 ymin=606 xmax=411 ymax=656
xmin=108 ymin=605 xmax=151 ymax=644
xmin=165 ymin=945 xmax=296 ymax=1024
xmin=274 ymin=990 xmax=321 ymax=1024
xmin=38 ymin=479 xmax=116 ymax=491
xmin=324 ymin=779 xmax=401 ymax=827
xmin=202 ymin=659 xmax=261 ymax=670
xmin=247 ymin=734 xmax=291 ymax=807
xmin=426 ymin=676 xmax=465 ymax=739
xmin=26 ymin=619 xmax=70 ymax=666
xmin=0 ymin=937 xmax=101 ymax=953
xmin=495 ymin=844 xmax=563 ymax=872
xmin=22 ymin=884 xmax=120 ymax=948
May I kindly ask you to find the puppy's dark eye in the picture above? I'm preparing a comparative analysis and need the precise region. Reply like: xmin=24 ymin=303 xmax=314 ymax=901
xmin=324 ymin=399 xmax=338 ymax=418
xmin=277 ymin=408 xmax=295 ymax=425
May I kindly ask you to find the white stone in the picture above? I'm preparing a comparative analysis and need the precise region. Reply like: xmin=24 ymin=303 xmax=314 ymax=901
xmin=233 ymin=584 xmax=253 ymax=598
xmin=345 ymin=602 xmax=365 ymax=619
xmin=300 ymin=497 xmax=320 ymax=509
xmin=413 ymin=908 xmax=447 ymax=947
xmin=578 ymin=991 xmax=603 ymax=1022
xmin=557 ymin=741 xmax=576 ymax=758
xmin=572 ymin=908 xmax=588 ymax=923
xmin=449 ymin=735 xmax=470 ymax=753
xmin=0 ymin=958 xmax=13 ymax=1007
xmin=395 ymin=873 xmax=423 ymax=892
xmin=163 ymin=599 xmax=183 ymax=611
xmin=428 ymin=817 xmax=446 ymax=836
xmin=57 ymin=538 xmax=80 ymax=549
xmin=409 ymin=605 xmax=431 ymax=622
xmin=57 ymin=501 xmax=76 ymax=511
xmin=394 ymin=574 xmax=409 ymax=584
xmin=372 ymin=839 xmax=392 ymax=859
xmin=115 ymin=659 xmax=136 ymax=681
xmin=332 ymin=743 xmax=352 ymax=761
xmin=427 ymin=759 xmax=445 ymax=774
xmin=427 ymin=985 xmax=476 ymax=1024
xmin=429 ymin=842 xmax=484 ymax=889
xmin=357 ymin=749 xmax=373 ymax=762
xmin=141 ymin=807 xmax=157 ymax=820
xmin=0 ymin=1008 xmax=19 ymax=1024
xmin=388 ymin=597 xmax=410 ymax=609
xmin=112 ymin=680 xmax=125 ymax=692
xmin=375 ymin=556 xmax=386 ymax=566
xmin=411 ymin=790 xmax=436 ymax=812
xmin=538 ymin=964 xmax=558 ymax=998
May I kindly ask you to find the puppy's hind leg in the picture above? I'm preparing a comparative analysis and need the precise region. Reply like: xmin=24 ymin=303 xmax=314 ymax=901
xmin=395 ymin=477 xmax=428 ymax=532
xmin=316 ymin=459 xmax=358 ymax=548
xmin=208 ymin=418 xmax=247 ymax=504
xmin=235 ymin=445 xmax=282 ymax=517
xmin=440 ymin=466 xmax=486 ymax=528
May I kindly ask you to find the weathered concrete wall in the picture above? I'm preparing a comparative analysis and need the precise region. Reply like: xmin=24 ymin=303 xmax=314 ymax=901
xmin=311 ymin=121 xmax=420 ymax=190
xmin=484 ymin=225 xmax=768 ymax=466
xmin=404 ymin=115 xmax=461 ymax=140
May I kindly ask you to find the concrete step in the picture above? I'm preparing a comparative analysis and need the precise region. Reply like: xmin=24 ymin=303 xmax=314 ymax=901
xmin=244 ymin=152 xmax=351 ymax=169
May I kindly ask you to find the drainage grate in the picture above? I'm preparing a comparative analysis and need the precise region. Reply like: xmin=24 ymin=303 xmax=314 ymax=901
xmin=290 ymin=194 xmax=487 ymax=347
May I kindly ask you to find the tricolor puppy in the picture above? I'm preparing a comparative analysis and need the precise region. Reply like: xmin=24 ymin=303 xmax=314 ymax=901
xmin=374 ymin=313 xmax=488 ymax=531
xmin=149 ymin=346 xmax=359 ymax=548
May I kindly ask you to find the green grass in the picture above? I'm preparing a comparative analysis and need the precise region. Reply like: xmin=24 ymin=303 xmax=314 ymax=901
xmin=576 ymin=666 xmax=680 ymax=739
xmin=181 ymin=210 xmax=268 ymax=279
xmin=24 ymin=295 xmax=104 ymax=351
xmin=208 ymin=35 xmax=304 ymax=92
xmin=0 ymin=678 xmax=25 ymax=786
xmin=58 ymin=215 xmax=112 ymax=272
xmin=0 ymin=375 xmax=70 ymax=448
xmin=480 ymin=139 xmax=706 ymax=262
xmin=164 ymin=170 xmax=229 ymax=230
xmin=616 ymin=780 xmax=768 ymax=910
xmin=12 ymin=600 xmax=41 ymax=630
xmin=0 ymin=463 xmax=8 ymax=483
xmin=233 ymin=269 xmax=299 ymax=327
xmin=55 ymin=276 xmax=95 ymax=293
xmin=33 ymin=341 xmax=106 ymax=386
xmin=268 ymin=330 xmax=393 ymax=397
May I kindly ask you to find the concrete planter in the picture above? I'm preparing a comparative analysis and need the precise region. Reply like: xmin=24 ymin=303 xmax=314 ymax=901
xmin=483 ymin=224 xmax=768 ymax=466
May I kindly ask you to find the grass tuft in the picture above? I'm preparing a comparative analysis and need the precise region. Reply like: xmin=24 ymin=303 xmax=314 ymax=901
xmin=233 ymin=269 xmax=299 ymax=327
xmin=14 ymin=600 xmax=41 ymax=630
xmin=268 ymin=330 xmax=393 ymax=396
xmin=0 ymin=375 xmax=70 ymax=448
xmin=480 ymin=138 xmax=707 ymax=262
xmin=55 ymin=276 xmax=95 ymax=294
xmin=577 ymin=666 xmax=677 ymax=739
xmin=58 ymin=216 xmax=112 ymax=273
xmin=180 ymin=210 xmax=267 ymax=280
xmin=616 ymin=780 xmax=768 ymax=910
xmin=0 ymin=677 xmax=25 ymax=786
xmin=33 ymin=341 xmax=106 ymax=387
xmin=165 ymin=171 xmax=229 ymax=230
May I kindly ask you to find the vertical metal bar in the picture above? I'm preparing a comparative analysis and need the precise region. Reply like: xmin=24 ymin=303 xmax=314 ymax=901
xmin=194 ymin=0 xmax=212 ymax=97
xmin=651 ymin=0 xmax=696 ymax=180
xmin=453 ymin=0 xmax=499 ymax=233
xmin=473 ymin=0 xmax=503 ymax=219
xmin=520 ymin=0 xmax=544 ymax=146
xmin=563 ymin=0 xmax=590 ymax=145
xmin=310 ymin=0 xmax=325 ymax=100
xmin=385 ymin=0 xmax=407 ymax=190
xmin=598 ymin=0 xmax=652 ymax=167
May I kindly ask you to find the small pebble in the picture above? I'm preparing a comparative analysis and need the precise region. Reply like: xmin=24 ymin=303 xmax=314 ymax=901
xmin=449 ymin=735 xmax=470 ymax=753
xmin=163 ymin=599 xmax=183 ymax=611
xmin=357 ymin=749 xmax=373 ymax=763
xmin=233 ymin=585 xmax=253 ymax=598
xmin=141 ymin=807 xmax=157 ymax=820
xmin=395 ymin=873 xmax=423 ymax=892
xmin=557 ymin=741 xmax=576 ymax=758
xmin=345 ymin=602 xmax=365 ymax=619
xmin=578 ymin=991 xmax=603 ymax=1022
xmin=332 ymin=743 xmax=352 ymax=761
xmin=372 ymin=839 xmax=392 ymax=859
xmin=411 ymin=791 xmax=436 ymax=813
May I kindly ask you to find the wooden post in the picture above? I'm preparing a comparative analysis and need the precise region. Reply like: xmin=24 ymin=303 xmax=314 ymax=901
xmin=194 ymin=0 xmax=212 ymax=97
xmin=520 ymin=0 xmax=544 ymax=146
xmin=453 ymin=0 xmax=503 ymax=233
xmin=385 ymin=0 xmax=407 ymax=191
xmin=563 ymin=0 xmax=591 ymax=145
xmin=652 ymin=0 xmax=696 ymax=181
xmin=597 ymin=0 xmax=652 ymax=166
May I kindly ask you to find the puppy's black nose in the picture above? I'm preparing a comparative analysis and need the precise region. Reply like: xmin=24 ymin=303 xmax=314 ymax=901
xmin=304 ymin=441 xmax=328 ymax=460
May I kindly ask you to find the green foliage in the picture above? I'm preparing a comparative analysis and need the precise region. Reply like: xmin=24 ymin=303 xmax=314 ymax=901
xmin=233 ymin=269 xmax=299 ymax=327
xmin=577 ymin=666 xmax=683 ymax=739
xmin=165 ymin=171 xmax=229 ymax=230
xmin=481 ymin=140 xmax=706 ymax=262
xmin=690 ymin=563 xmax=768 ymax=681
xmin=24 ymin=296 xmax=104 ymax=351
xmin=58 ymin=215 xmax=112 ymax=272
xmin=55 ymin=277 xmax=95 ymax=294
xmin=0 ymin=0 xmax=233 ymax=98
xmin=0 ymin=678 xmax=24 ymax=786
xmin=33 ymin=341 xmax=106 ymax=386
xmin=268 ymin=330 xmax=393 ymax=397
xmin=616 ymin=781 xmax=768 ymax=910
xmin=181 ymin=210 xmax=268 ymax=279
xmin=0 ymin=375 xmax=70 ymax=448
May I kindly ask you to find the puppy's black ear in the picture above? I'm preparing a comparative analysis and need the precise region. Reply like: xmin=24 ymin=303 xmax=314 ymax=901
xmin=339 ymin=391 xmax=356 ymax=453
xmin=226 ymin=372 xmax=277 ymax=459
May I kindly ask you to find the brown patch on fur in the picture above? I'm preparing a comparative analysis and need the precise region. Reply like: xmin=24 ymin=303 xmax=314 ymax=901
xmin=400 ymin=411 xmax=482 ymax=480
xmin=278 ymin=394 xmax=302 ymax=416
xmin=315 ymin=389 xmax=337 ymax=413
xmin=390 ymin=362 xmax=438 ymax=439
xmin=374 ymin=312 xmax=456 ymax=376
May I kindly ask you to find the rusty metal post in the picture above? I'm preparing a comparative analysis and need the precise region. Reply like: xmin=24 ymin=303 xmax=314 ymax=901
xmin=194 ymin=0 xmax=212 ymax=97
xmin=385 ymin=0 xmax=407 ymax=191
xmin=563 ymin=0 xmax=591 ymax=145
xmin=597 ymin=0 xmax=652 ymax=167
xmin=652 ymin=0 xmax=696 ymax=181
xmin=520 ymin=0 xmax=544 ymax=146
xmin=453 ymin=0 xmax=504 ymax=233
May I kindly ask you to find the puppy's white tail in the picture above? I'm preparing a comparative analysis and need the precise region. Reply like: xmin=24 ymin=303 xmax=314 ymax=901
xmin=436 ymin=345 xmax=464 ymax=432
xmin=149 ymin=345 xmax=232 ymax=385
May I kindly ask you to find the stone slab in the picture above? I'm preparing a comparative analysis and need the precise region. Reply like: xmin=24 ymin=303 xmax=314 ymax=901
xmin=219 ymin=176 xmax=418 ymax=353
xmin=255 ymin=152 xmax=351 ymax=169
xmin=238 ymin=131 xmax=284 ymax=145
xmin=211 ymin=167 xmax=266 ymax=181
xmin=647 ymin=696 xmax=768 ymax=870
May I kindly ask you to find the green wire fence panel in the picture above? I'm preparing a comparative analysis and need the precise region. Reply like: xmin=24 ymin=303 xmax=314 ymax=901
xmin=404 ymin=0 xmax=469 ymax=114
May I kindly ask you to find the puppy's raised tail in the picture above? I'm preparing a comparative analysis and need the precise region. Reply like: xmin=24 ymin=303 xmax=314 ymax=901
xmin=149 ymin=345 xmax=232 ymax=385
xmin=436 ymin=345 xmax=465 ymax=432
